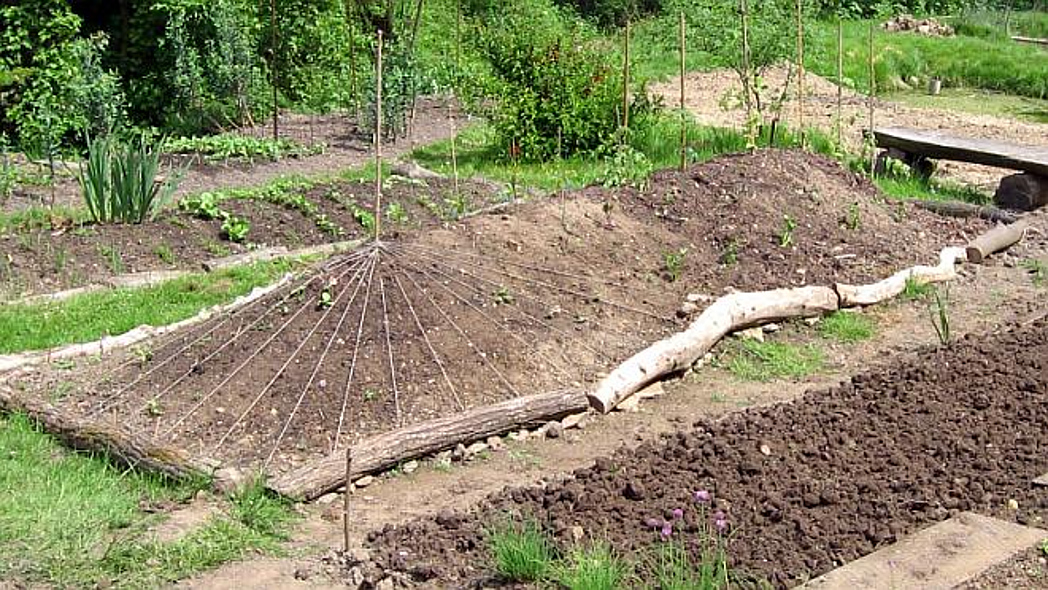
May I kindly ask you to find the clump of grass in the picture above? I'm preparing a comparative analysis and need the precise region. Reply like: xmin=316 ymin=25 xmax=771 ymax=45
xmin=662 ymin=248 xmax=688 ymax=282
xmin=901 ymin=275 xmax=935 ymax=301
xmin=228 ymin=477 xmax=292 ymax=539
xmin=818 ymin=311 xmax=875 ymax=343
xmin=928 ymin=286 xmax=952 ymax=345
xmin=551 ymin=543 xmax=630 ymax=590
xmin=727 ymin=339 xmax=824 ymax=382
xmin=1022 ymin=259 xmax=1046 ymax=287
xmin=487 ymin=519 xmax=556 ymax=582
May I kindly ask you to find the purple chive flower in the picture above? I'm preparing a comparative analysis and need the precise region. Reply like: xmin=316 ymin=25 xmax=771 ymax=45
xmin=672 ymin=508 xmax=684 ymax=520
xmin=645 ymin=517 xmax=661 ymax=530
xmin=660 ymin=521 xmax=673 ymax=538
xmin=713 ymin=510 xmax=726 ymax=521
xmin=694 ymin=490 xmax=711 ymax=503
xmin=714 ymin=518 xmax=729 ymax=534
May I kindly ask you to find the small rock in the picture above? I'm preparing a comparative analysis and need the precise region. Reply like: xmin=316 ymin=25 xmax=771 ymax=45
xmin=486 ymin=436 xmax=505 ymax=451
xmin=376 ymin=578 xmax=395 ymax=590
xmin=545 ymin=421 xmax=564 ymax=439
xmin=466 ymin=441 xmax=489 ymax=456
xmin=678 ymin=301 xmax=699 ymax=317
xmin=804 ymin=316 xmax=821 ymax=326
xmin=737 ymin=326 xmax=765 ymax=342
xmin=570 ymin=525 xmax=585 ymax=543
xmin=451 ymin=443 xmax=468 ymax=462
xmin=401 ymin=460 xmax=419 ymax=474
xmin=213 ymin=467 xmax=247 ymax=494
xmin=346 ymin=566 xmax=365 ymax=588
xmin=435 ymin=450 xmax=452 ymax=463
xmin=637 ymin=381 xmax=665 ymax=399
xmin=624 ymin=481 xmax=647 ymax=501
xmin=617 ymin=395 xmax=641 ymax=413
xmin=687 ymin=293 xmax=714 ymax=303
xmin=354 ymin=475 xmax=374 ymax=488
xmin=762 ymin=323 xmax=781 ymax=333
xmin=1007 ymin=498 xmax=1020 ymax=510
xmin=759 ymin=444 xmax=772 ymax=456
xmin=508 ymin=430 xmax=529 ymax=442
xmin=294 ymin=568 xmax=310 ymax=581
xmin=316 ymin=492 xmax=340 ymax=505
xmin=561 ymin=412 xmax=586 ymax=430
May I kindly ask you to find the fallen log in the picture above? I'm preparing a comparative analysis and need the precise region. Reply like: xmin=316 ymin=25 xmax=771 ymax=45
xmin=587 ymin=286 xmax=839 ymax=415
xmin=1012 ymin=35 xmax=1048 ymax=46
xmin=966 ymin=221 xmax=1029 ymax=264
xmin=909 ymin=199 xmax=1018 ymax=225
xmin=836 ymin=247 xmax=965 ymax=307
xmin=269 ymin=390 xmax=588 ymax=500
xmin=0 ymin=381 xmax=214 ymax=480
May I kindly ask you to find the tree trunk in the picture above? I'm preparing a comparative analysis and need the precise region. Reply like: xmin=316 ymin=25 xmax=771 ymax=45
xmin=269 ymin=390 xmax=587 ymax=500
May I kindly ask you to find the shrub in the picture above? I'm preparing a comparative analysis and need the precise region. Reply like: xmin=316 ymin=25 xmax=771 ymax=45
xmin=474 ymin=2 xmax=654 ymax=162
xmin=79 ymin=135 xmax=181 ymax=224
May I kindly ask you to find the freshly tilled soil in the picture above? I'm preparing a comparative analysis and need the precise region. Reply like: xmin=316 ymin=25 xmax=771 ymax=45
xmin=363 ymin=316 xmax=1048 ymax=588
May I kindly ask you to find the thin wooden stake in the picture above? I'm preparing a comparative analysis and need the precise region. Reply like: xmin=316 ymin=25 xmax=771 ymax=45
xmin=679 ymin=11 xmax=687 ymax=171
xmin=796 ymin=0 xmax=805 ymax=148
xmin=450 ymin=100 xmax=459 ymax=198
xmin=270 ymin=0 xmax=279 ymax=140
xmin=622 ymin=19 xmax=631 ymax=132
xmin=455 ymin=0 xmax=462 ymax=71
xmin=740 ymin=0 xmax=754 ymax=147
xmin=836 ymin=16 xmax=843 ymax=150
xmin=375 ymin=29 xmax=384 ymax=241
xmin=343 ymin=448 xmax=352 ymax=552
xmin=868 ymin=21 xmax=876 ymax=175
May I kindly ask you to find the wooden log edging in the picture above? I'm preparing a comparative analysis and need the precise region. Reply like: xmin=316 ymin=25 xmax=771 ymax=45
xmin=269 ymin=390 xmax=588 ymax=500
xmin=966 ymin=222 xmax=1029 ymax=264
xmin=835 ymin=246 xmax=965 ymax=307
xmin=0 ymin=380 xmax=214 ymax=480
xmin=0 ymin=275 xmax=291 ymax=375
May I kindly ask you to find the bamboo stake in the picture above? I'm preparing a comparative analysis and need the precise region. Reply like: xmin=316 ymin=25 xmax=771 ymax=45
xmin=343 ymin=448 xmax=352 ymax=552
xmin=796 ymin=0 xmax=805 ymax=148
xmin=270 ymin=0 xmax=279 ymax=140
xmin=622 ymin=19 xmax=631 ymax=132
xmin=836 ymin=16 xmax=843 ymax=150
xmin=740 ymin=0 xmax=754 ymax=147
xmin=375 ymin=29 xmax=384 ymax=241
xmin=450 ymin=100 xmax=459 ymax=198
xmin=868 ymin=21 xmax=876 ymax=175
xmin=349 ymin=16 xmax=358 ymax=120
xmin=679 ymin=11 xmax=687 ymax=171
xmin=455 ymin=0 xmax=462 ymax=71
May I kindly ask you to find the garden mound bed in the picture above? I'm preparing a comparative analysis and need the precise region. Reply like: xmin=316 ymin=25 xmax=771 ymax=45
xmin=13 ymin=149 xmax=986 ymax=482
xmin=361 ymin=315 xmax=1048 ymax=588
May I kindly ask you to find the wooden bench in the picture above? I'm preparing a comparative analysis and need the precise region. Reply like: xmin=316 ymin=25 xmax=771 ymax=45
xmin=873 ymin=126 xmax=1048 ymax=211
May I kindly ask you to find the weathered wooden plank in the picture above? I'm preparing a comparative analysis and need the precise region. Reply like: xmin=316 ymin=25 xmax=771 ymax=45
xmin=874 ymin=127 xmax=1048 ymax=177
xmin=1013 ymin=35 xmax=1048 ymax=46
xmin=798 ymin=512 xmax=1047 ymax=590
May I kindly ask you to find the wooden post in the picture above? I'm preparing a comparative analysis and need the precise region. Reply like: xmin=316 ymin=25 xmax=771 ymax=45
xmin=796 ymin=0 xmax=805 ymax=147
xmin=622 ymin=19 xmax=631 ymax=132
xmin=270 ymin=0 xmax=279 ymax=140
xmin=450 ymin=100 xmax=459 ymax=198
xmin=679 ymin=11 xmax=687 ymax=171
xmin=374 ymin=29 xmax=383 ymax=241
xmin=836 ymin=16 xmax=843 ymax=150
xmin=343 ymin=447 xmax=352 ymax=552
xmin=740 ymin=0 xmax=754 ymax=147
xmin=868 ymin=21 xmax=876 ymax=175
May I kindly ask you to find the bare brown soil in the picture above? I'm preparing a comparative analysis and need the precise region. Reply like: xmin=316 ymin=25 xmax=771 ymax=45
xmin=0 ymin=176 xmax=500 ymax=300
xmin=14 ymin=149 xmax=988 ymax=486
xmin=362 ymin=314 xmax=1048 ymax=588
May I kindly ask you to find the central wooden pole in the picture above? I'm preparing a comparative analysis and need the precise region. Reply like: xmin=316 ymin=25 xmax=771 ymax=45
xmin=679 ymin=11 xmax=687 ymax=171
xmin=622 ymin=19 xmax=631 ymax=132
xmin=374 ymin=29 xmax=384 ymax=241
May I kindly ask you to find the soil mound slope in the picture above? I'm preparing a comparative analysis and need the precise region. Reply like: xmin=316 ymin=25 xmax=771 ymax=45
xmin=364 ymin=316 xmax=1048 ymax=588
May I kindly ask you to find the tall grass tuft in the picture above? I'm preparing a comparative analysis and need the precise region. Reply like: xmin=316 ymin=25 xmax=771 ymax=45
xmin=79 ymin=135 xmax=180 ymax=224
xmin=552 ymin=542 xmax=630 ymax=590
xmin=487 ymin=518 xmax=556 ymax=582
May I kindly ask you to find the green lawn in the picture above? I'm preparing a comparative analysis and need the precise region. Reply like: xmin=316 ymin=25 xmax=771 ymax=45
xmin=0 ymin=413 xmax=291 ymax=588
xmin=0 ymin=259 xmax=295 ymax=355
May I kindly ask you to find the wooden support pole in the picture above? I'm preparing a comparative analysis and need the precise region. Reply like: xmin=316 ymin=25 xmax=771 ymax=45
xmin=374 ymin=29 xmax=384 ymax=241
xmin=740 ymin=0 xmax=754 ymax=147
xmin=270 ymin=0 xmax=279 ymax=140
xmin=796 ymin=0 xmax=805 ymax=147
xmin=269 ymin=390 xmax=587 ymax=500
xmin=868 ymin=21 xmax=876 ymax=174
xmin=622 ymin=19 xmax=631 ymax=133
xmin=836 ymin=16 xmax=843 ymax=150
xmin=679 ymin=11 xmax=687 ymax=171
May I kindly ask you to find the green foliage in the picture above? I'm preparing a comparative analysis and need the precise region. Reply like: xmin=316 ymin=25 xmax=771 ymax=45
xmin=79 ymin=135 xmax=181 ymax=224
xmin=600 ymin=144 xmax=655 ymax=189
xmin=778 ymin=215 xmax=797 ymax=248
xmin=559 ymin=0 xmax=665 ymax=28
xmin=487 ymin=519 xmax=556 ymax=582
xmin=163 ymin=134 xmax=321 ymax=162
xmin=662 ymin=248 xmax=688 ymax=282
xmin=644 ymin=540 xmax=729 ymax=590
xmin=819 ymin=311 xmax=875 ymax=342
xmin=928 ymin=285 xmax=951 ymax=345
xmin=475 ymin=2 xmax=651 ymax=162
xmin=228 ymin=478 xmax=292 ymax=539
xmin=1022 ymin=259 xmax=1046 ymax=288
xmin=727 ymin=339 xmax=825 ymax=382
xmin=902 ymin=275 xmax=934 ymax=300
xmin=221 ymin=215 xmax=251 ymax=243
xmin=551 ymin=543 xmax=630 ymax=590
xmin=180 ymin=193 xmax=224 ymax=220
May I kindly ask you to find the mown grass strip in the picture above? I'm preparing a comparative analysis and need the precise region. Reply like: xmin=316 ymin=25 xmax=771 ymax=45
xmin=0 ymin=259 xmax=295 ymax=355
xmin=0 ymin=413 xmax=291 ymax=588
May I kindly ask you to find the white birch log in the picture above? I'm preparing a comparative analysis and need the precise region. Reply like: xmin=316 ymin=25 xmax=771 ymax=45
xmin=587 ymin=286 xmax=839 ymax=414
xmin=835 ymin=247 xmax=965 ymax=307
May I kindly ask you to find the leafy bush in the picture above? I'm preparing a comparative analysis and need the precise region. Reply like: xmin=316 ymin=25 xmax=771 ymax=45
xmin=221 ymin=215 xmax=251 ymax=242
xmin=180 ymin=193 xmax=223 ymax=220
xmin=476 ymin=3 xmax=652 ymax=162
xmin=79 ymin=135 xmax=180 ymax=224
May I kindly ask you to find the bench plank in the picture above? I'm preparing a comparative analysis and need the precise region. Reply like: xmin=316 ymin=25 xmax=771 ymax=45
xmin=874 ymin=127 xmax=1048 ymax=177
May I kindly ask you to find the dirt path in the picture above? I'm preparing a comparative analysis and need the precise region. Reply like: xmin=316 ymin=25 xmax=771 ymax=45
xmin=4 ymin=98 xmax=465 ymax=214
xmin=175 ymin=209 xmax=1048 ymax=589
xmin=649 ymin=67 xmax=1048 ymax=191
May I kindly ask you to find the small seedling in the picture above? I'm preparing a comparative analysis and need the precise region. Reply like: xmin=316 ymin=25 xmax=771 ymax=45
xmin=663 ymin=248 xmax=688 ymax=282
xmin=493 ymin=286 xmax=515 ymax=305
xmin=154 ymin=243 xmax=175 ymax=264
xmin=363 ymin=388 xmax=377 ymax=402
xmin=385 ymin=202 xmax=409 ymax=224
xmin=52 ymin=247 xmax=67 ymax=273
xmin=98 ymin=244 xmax=124 ymax=274
xmin=928 ymin=286 xmax=951 ymax=345
xmin=314 ymin=213 xmax=343 ymax=237
xmin=221 ymin=215 xmax=251 ymax=243
xmin=844 ymin=202 xmax=861 ymax=230
xmin=719 ymin=238 xmax=740 ymax=267
xmin=146 ymin=398 xmax=163 ymax=417
xmin=778 ymin=215 xmax=797 ymax=248
xmin=1022 ymin=259 xmax=1046 ymax=287
xmin=131 ymin=345 xmax=153 ymax=364
xmin=902 ymin=276 xmax=933 ymax=300
xmin=444 ymin=192 xmax=469 ymax=221
xmin=318 ymin=288 xmax=334 ymax=309
xmin=179 ymin=192 xmax=223 ymax=220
